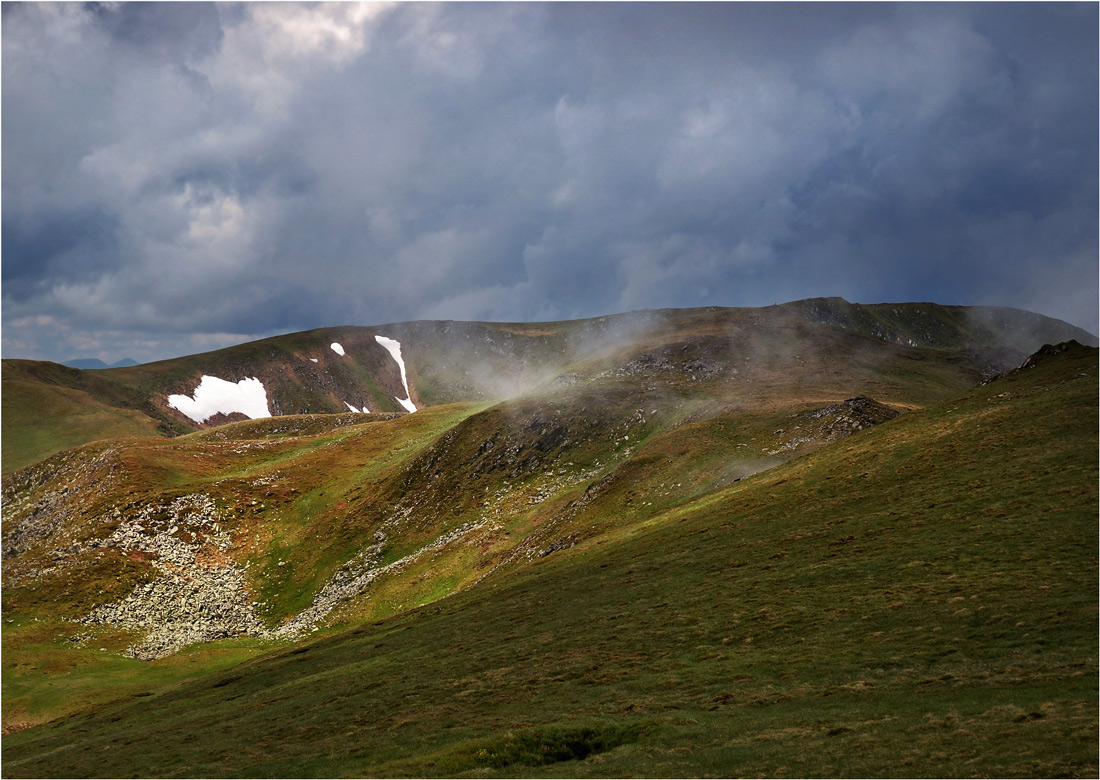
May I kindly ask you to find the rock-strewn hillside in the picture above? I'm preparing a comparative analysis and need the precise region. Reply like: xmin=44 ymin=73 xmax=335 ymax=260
xmin=3 ymin=338 xmax=1095 ymax=778
xmin=5 ymin=295 xmax=1094 ymax=670
xmin=3 ymin=300 xmax=1097 ymax=667
xmin=7 ymin=300 xmax=1037 ymax=663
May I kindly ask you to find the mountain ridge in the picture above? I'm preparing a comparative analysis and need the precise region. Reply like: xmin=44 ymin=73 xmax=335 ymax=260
xmin=4 ymin=298 xmax=1094 ymax=475
xmin=2 ymin=337 xmax=1095 ymax=776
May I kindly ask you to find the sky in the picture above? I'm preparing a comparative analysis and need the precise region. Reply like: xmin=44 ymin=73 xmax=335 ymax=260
xmin=3 ymin=2 xmax=1097 ymax=365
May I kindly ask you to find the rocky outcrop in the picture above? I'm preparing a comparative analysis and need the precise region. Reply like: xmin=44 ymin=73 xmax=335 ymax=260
xmin=2 ymin=446 xmax=123 ymax=561
xmin=768 ymin=397 xmax=900 ymax=454
xmin=79 ymin=494 xmax=267 ymax=660
xmin=1016 ymin=340 xmax=1091 ymax=370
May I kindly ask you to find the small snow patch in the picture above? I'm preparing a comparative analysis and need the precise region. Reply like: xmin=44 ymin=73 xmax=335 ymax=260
xmin=310 ymin=358 xmax=318 ymax=363
xmin=167 ymin=376 xmax=271 ymax=424
xmin=330 ymin=342 xmax=345 ymax=356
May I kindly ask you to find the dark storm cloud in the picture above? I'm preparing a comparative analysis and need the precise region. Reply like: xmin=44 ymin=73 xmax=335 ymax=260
xmin=2 ymin=2 xmax=1096 ymax=364
xmin=2 ymin=205 xmax=122 ymax=300
xmin=87 ymin=1 xmax=224 ymax=63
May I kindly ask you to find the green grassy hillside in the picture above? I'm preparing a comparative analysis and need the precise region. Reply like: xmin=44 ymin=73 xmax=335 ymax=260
xmin=4 ymin=301 xmax=1094 ymax=476
xmin=1 ymin=304 xmax=993 ymax=662
xmin=2 ymin=341 xmax=1095 ymax=776
xmin=1 ymin=361 xmax=188 ymax=474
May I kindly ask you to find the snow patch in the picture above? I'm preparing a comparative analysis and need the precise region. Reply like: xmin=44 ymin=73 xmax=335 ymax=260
xmin=330 ymin=342 xmax=345 ymax=356
xmin=374 ymin=335 xmax=417 ymax=412
xmin=344 ymin=402 xmax=370 ymax=413
xmin=310 ymin=358 xmax=318 ymax=363
xmin=167 ymin=376 xmax=271 ymax=424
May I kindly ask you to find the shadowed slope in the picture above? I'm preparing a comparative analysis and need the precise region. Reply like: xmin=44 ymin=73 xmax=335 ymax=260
xmin=4 ymin=344 xmax=1095 ymax=778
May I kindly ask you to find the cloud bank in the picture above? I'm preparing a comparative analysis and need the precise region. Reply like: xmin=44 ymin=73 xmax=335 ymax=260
xmin=3 ymin=2 xmax=1096 ymax=363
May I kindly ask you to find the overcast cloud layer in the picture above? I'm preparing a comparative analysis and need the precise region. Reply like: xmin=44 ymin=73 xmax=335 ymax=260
xmin=3 ymin=2 xmax=1097 ymax=364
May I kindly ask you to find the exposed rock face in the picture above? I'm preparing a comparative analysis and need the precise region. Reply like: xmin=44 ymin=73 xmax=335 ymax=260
xmin=768 ymin=397 xmax=900 ymax=454
xmin=598 ymin=342 xmax=733 ymax=382
xmin=805 ymin=396 xmax=901 ymax=433
xmin=1017 ymin=340 xmax=1090 ymax=370
xmin=79 ymin=494 xmax=267 ymax=660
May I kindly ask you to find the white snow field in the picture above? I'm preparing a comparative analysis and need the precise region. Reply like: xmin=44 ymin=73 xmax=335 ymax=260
xmin=374 ymin=335 xmax=417 ymax=412
xmin=330 ymin=342 xmax=345 ymax=356
xmin=167 ymin=376 xmax=271 ymax=424
xmin=344 ymin=402 xmax=370 ymax=413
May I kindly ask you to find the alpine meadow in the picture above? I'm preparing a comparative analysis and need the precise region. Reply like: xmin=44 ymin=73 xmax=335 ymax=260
xmin=2 ymin=300 xmax=1097 ymax=777
xmin=3 ymin=2 xmax=1098 ymax=778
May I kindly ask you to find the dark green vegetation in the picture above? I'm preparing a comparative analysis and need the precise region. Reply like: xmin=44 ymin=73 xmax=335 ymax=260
xmin=2 ymin=302 xmax=1097 ymax=777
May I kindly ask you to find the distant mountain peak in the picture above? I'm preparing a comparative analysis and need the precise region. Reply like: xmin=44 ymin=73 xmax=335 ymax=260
xmin=61 ymin=357 xmax=138 ymax=369
xmin=62 ymin=358 xmax=109 ymax=369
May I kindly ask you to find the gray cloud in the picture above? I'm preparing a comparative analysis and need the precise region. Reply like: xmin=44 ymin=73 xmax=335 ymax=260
xmin=3 ymin=2 xmax=1096 ymax=364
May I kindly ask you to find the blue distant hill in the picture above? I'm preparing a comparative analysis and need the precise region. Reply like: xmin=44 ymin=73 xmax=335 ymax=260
xmin=62 ymin=358 xmax=139 ymax=369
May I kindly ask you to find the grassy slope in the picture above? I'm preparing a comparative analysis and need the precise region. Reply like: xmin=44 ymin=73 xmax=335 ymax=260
xmin=0 ymin=405 xmax=485 ymax=731
xmin=4 ymin=346 xmax=1095 ymax=778
xmin=1 ymin=361 xmax=185 ymax=475
xmin=6 ymin=300 xmax=1092 ymax=477
xmin=2 ymin=305 xmax=980 ymax=598
xmin=1 ymin=378 xmax=159 ymax=475
xmin=1 ymin=404 xmax=481 ymax=576
xmin=0 ymin=314 xmax=1042 ymax=741
xmin=786 ymin=298 xmax=1098 ymax=352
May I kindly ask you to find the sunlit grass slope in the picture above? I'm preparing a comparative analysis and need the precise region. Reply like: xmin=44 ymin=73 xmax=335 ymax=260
xmin=4 ymin=344 xmax=1094 ymax=778
xmin=0 ymin=405 xmax=484 ymax=731
xmin=2 ymin=303 xmax=993 ymax=644
xmin=1 ymin=361 xmax=181 ymax=474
